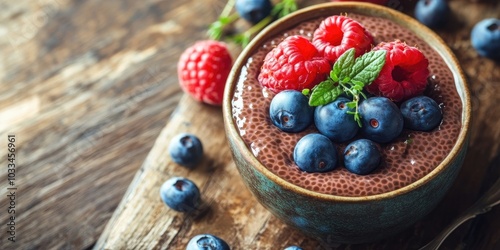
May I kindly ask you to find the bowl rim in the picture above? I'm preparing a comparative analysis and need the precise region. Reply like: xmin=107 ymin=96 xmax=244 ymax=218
xmin=223 ymin=2 xmax=471 ymax=202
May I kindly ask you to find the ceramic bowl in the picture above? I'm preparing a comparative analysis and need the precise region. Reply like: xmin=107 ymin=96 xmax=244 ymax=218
xmin=222 ymin=2 xmax=471 ymax=244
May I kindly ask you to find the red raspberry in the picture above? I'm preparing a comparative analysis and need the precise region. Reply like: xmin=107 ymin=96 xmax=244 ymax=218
xmin=258 ymin=35 xmax=331 ymax=92
xmin=366 ymin=41 xmax=430 ymax=102
xmin=177 ymin=40 xmax=232 ymax=105
xmin=312 ymin=15 xmax=374 ymax=63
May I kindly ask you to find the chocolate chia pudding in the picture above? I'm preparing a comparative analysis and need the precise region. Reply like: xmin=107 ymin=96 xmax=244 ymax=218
xmin=231 ymin=13 xmax=462 ymax=197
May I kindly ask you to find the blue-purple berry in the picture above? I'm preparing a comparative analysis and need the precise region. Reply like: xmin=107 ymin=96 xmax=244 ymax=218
xmin=270 ymin=90 xmax=314 ymax=133
xmin=359 ymin=97 xmax=404 ymax=143
xmin=293 ymin=133 xmax=338 ymax=173
xmin=314 ymin=97 xmax=359 ymax=142
xmin=160 ymin=177 xmax=200 ymax=213
xmin=186 ymin=234 xmax=230 ymax=250
xmin=400 ymin=96 xmax=443 ymax=131
xmin=169 ymin=133 xmax=203 ymax=168
xmin=414 ymin=0 xmax=449 ymax=29
xmin=235 ymin=0 xmax=273 ymax=24
xmin=471 ymin=18 xmax=500 ymax=60
xmin=284 ymin=246 xmax=303 ymax=250
xmin=343 ymin=139 xmax=381 ymax=175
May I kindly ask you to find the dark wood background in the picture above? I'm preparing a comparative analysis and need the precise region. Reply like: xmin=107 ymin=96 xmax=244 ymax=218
xmin=0 ymin=0 xmax=498 ymax=249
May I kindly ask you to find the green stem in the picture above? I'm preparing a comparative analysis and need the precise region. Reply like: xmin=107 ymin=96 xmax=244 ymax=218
xmin=244 ymin=15 xmax=273 ymax=37
xmin=226 ymin=12 xmax=239 ymax=23
xmin=339 ymin=81 xmax=362 ymax=127
xmin=220 ymin=0 xmax=235 ymax=17
xmin=207 ymin=0 xmax=238 ymax=40
xmin=353 ymin=95 xmax=362 ymax=127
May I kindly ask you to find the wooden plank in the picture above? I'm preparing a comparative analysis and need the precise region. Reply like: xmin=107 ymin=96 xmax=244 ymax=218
xmin=0 ymin=0 xmax=216 ymax=248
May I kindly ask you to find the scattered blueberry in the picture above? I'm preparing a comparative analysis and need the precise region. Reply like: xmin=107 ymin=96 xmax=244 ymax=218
xmin=471 ymin=18 xmax=500 ymax=60
xmin=343 ymin=139 xmax=381 ymax=175
xmin=235 ymin=0 xmax=273 ymax=24
xmin=359 ymin=97 xmax=404 ymax=143
xmin=169 ymin=133 xmax=204 ymax=168
xmin=314 ymin=97 xmax=359 ymax=142
xmin=160 ymin=177 xmax=200 ymax=212
xmin=400 ymin=96 xmax=443 ymax=131
xmin=414 ymin=0 xmax=449 ymax=29
xmin=293 ymin=133 xmax=338 ymax=173
xmin=270 ymin=90 xmax=315 ymax=133
xmin=284 ymin=246 xmax=303 ymax=250
xmin=186 ymin=234 xmax=230 ymax=250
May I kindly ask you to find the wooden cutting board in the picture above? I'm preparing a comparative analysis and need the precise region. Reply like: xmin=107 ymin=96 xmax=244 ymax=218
xmin=94 ymin=2 xmax=500 ymax=250
xmin=94 ymin=92 xmax=499 ymax=249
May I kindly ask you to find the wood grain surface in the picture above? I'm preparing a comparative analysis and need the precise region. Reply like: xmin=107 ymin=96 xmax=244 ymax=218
xmin=0 ymin=0 xmax=498 ymax=249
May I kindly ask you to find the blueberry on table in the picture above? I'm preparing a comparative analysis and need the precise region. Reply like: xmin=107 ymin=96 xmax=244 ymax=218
xmin=270 ymin=90 xmax=315 ymax=133
xmin=169 ymin=133 xmax=203 ymax=168
xmin=400 ymin=96 xmax=443 ymax=131
xmin=186 ymin=234 xmax=230 ymax=250
xmin=235 ymin=0 xmax=273 ymax=24
xmin=160 ymin=177 xmax=200 ymax=212
xmin=414 ymin=0 xmax=449 ymax=29
xmin=284 ymin=246 xmax=303 ymax=250
xmin=471 ymin=18 xmax=500 ymax=60
xmin=359 ymin=97 xmax=404 ymax=143
xmin=293 ymin=133 xmax=338 ymax=173
xmin=343 ymin=139 xmax=381 ymax=175
xmin=314 ymin=97 xmax=359 ymax=142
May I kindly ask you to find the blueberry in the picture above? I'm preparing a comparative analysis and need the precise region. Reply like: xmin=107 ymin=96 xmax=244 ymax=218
xmin=293 ymin=133 xmax=338 ymax=173
xmin=314 ymin=97 xmax=359 ymax=142
xmin=270 ymin=90 xmax=314 ymax=133
xmin=235 ymin=0 xmax=273 ymax=24
xmin=400 ymin=96 xmax=443 ymax=131
xmin=160 ymin=177 xmax=200 ymax=212
xmin=359 ymin=97 xmax=403 ymax=143
xmin=169 ymin=133 xmax=203 ymax=168
xmin=414 ymin=0 xmax=449 ymax=29
xmin=471 ymin=18 xmax=500 ymax=60
xmin=343 ymin=139 xmax=381 ymax=175
xmin=186 ymin=234 xmax=230 ymax=250
xmin=284 ymin=246 xmax=303 ymax=250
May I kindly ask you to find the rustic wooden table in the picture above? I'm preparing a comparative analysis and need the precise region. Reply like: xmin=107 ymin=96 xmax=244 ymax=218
xmin=0 ymin=0 xmax=498 ymax=249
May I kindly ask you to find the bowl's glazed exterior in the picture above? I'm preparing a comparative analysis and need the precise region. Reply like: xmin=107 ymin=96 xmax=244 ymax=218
xmin=223 ymin=2 xmax=471 ymax=244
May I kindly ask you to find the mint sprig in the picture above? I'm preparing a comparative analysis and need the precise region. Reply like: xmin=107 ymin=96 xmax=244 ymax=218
xmin=271 ymin=0 xmax=298 ymax=19
xmin=308 ymin=48 xmax=386 ymax=127
xmin=207 ymin=0 xmax=298 ymax=47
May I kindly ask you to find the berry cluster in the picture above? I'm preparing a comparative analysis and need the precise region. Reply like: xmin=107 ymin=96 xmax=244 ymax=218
xmin=168 ymin=2 xmax=301 ymax=248
xmin=177 ymin=0 xmax=299 ymax=106
xmin=413 ymin=0 xmax=499 ymax=60
xmin=263 ymin=15 xmax=443 ymax=175
xmin=160 ymin=133 xmax=232 ymax=249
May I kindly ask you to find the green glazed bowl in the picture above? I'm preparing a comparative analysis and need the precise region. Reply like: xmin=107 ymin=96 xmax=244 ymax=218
xmin=222 ymin=2 xmax=471 ymax=244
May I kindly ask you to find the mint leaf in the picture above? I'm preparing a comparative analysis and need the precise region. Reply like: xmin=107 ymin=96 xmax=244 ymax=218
xmin=332 ymin=48 xmax=356 ymax=83
xmin=308 ymin=80 xmax=343 ymax=106
xmin=309 ymin=49 xmax=387 ymax=126
xmin=302 ymin=88 xmax=310 ymax=96
xmin=350 ymin=50 xmax=386 ymax=85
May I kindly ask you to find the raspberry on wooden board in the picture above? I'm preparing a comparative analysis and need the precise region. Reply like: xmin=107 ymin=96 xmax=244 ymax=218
xmin=177 ymin=40 xmax=232 ymax=106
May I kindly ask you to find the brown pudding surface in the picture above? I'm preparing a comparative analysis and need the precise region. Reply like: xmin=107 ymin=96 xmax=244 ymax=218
xmin=231 ymin=13 xmax=462 ymax=197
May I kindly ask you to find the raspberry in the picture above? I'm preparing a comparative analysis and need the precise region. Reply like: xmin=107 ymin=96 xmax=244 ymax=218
xmin=366 ymin=41 xmax=430 ymax=102
xmin=312 ymin=15 xmax=374 ymax=63
xmin=177 ymin=40 xmax=232 ymax=105
xmin=258 ymin=35 xmax=331 ymax=92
